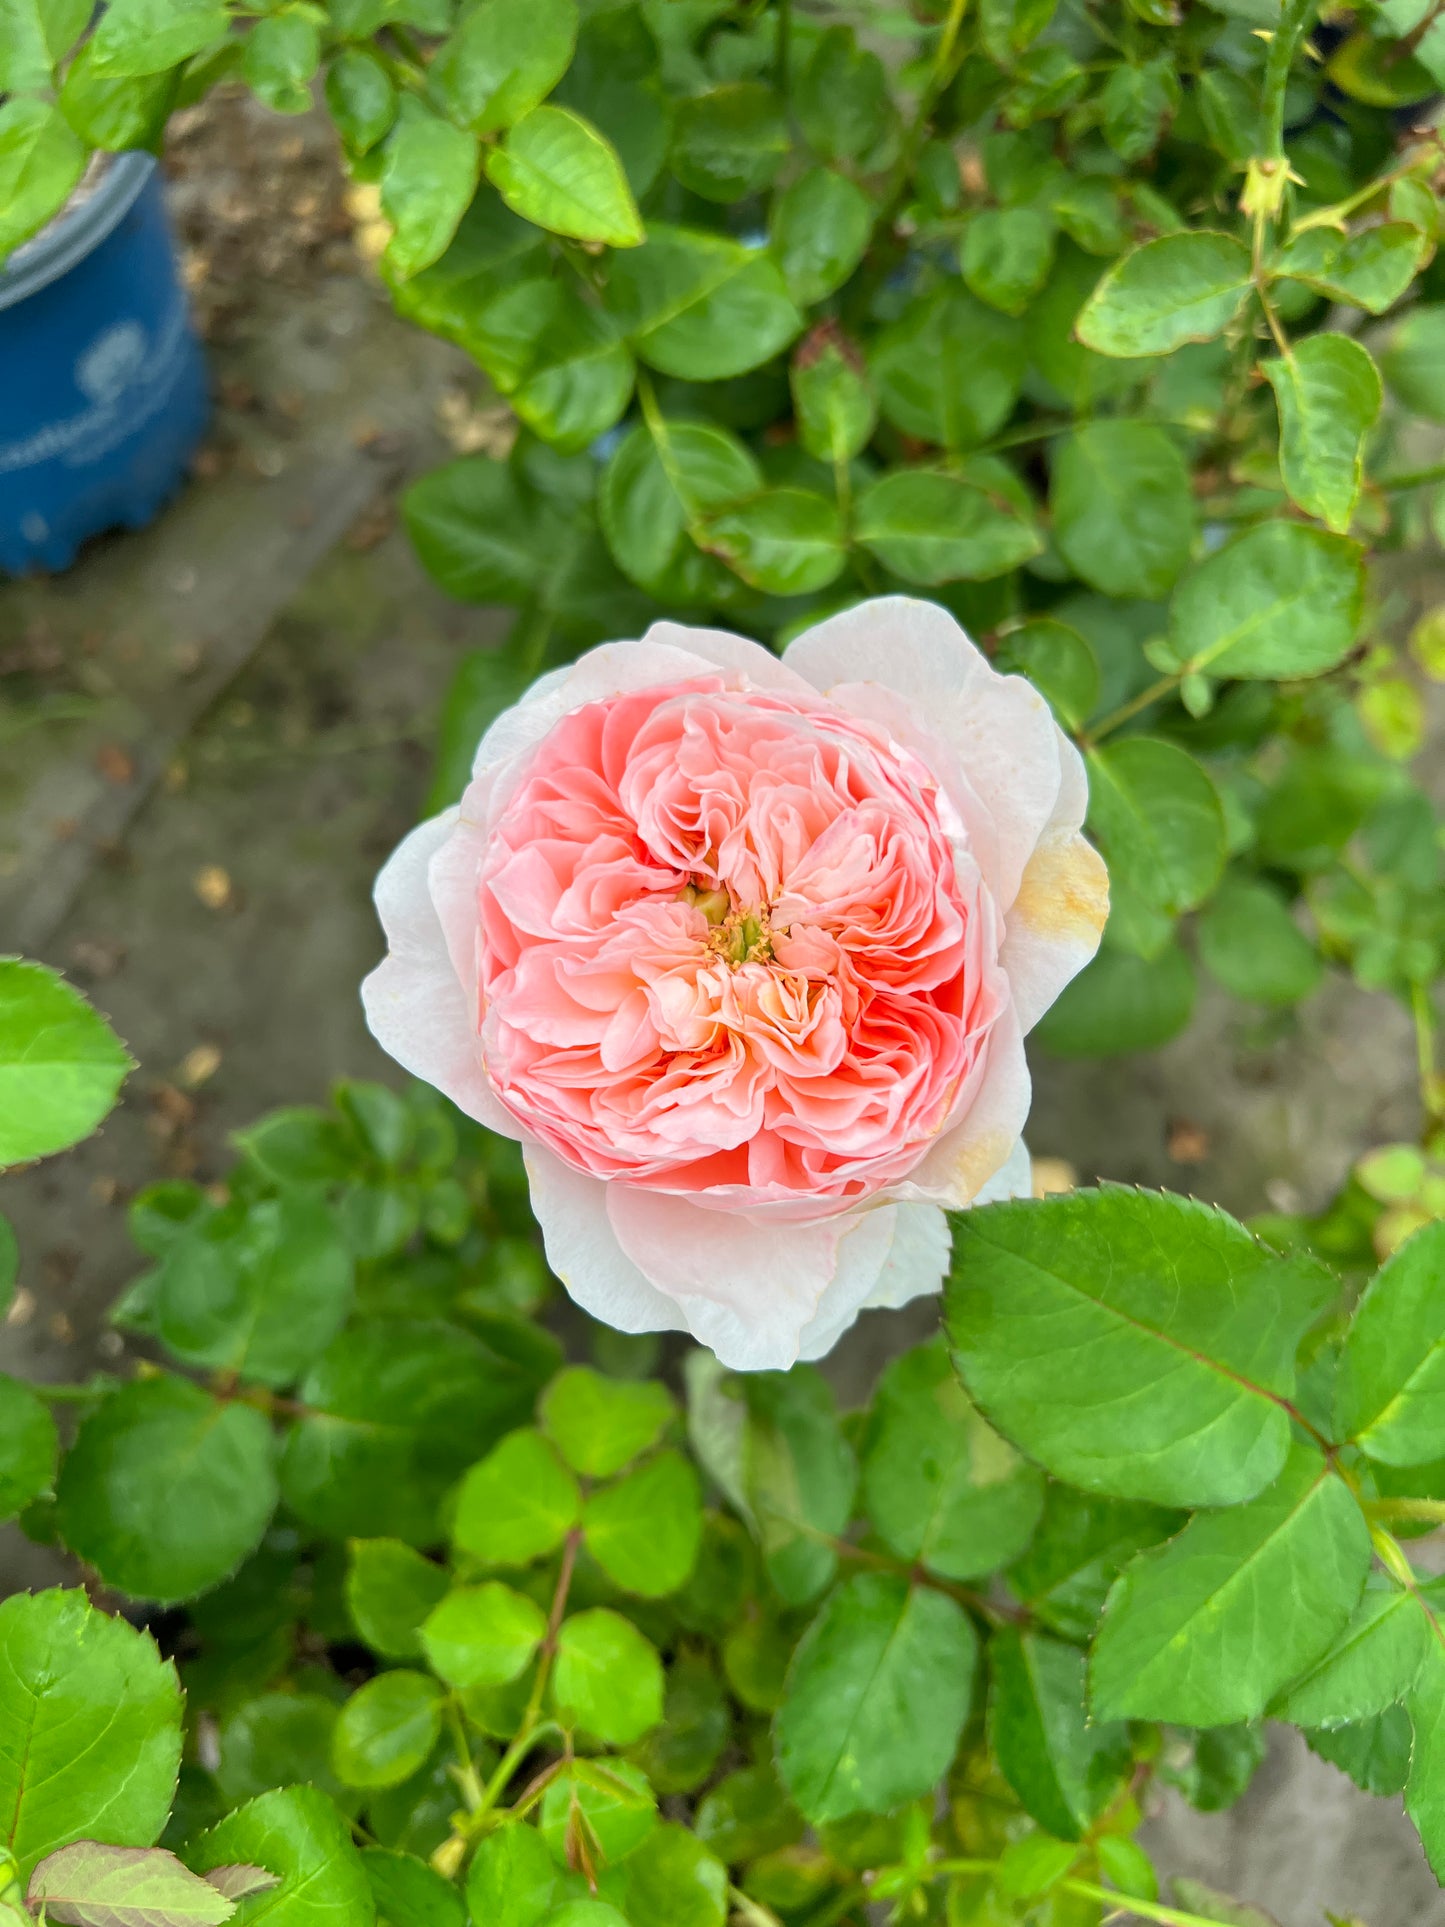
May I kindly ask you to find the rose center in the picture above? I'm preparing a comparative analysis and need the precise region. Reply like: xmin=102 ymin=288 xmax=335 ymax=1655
xmin=679 ymin=882 xmax=776 ymax=967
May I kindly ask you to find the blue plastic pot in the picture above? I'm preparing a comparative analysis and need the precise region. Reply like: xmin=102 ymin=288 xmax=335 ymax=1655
xmin=0 ymin=151 xmax=209 ymax=575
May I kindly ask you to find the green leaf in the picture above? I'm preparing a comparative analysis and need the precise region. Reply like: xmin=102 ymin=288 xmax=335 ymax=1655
xmin=189 ymin=1786 xmax=375 ymax=1926
xmin=695 ymin=1767 xmax=801 ymax=1864
xmin=403 ymin=455 xmax=555 ymax=603
xmin=58 ymin=43 xmax=175 ymax=150
xmin=776 ymin=1572 xmax=977 ymax=1824
xmin=89 ymin=0 xmax=229 ymax=76
xmin=0 ymin=0 xmax=57 ymax=91
xmin=539 ymin=1760 xmax=656 ymax=1869
xmin=420 ymin=1582 xmax=547 ymax=1688
xmin=1263 ymin=335 xmax=1382 ymax=533
xmin=1336 ymin=1222 xmax=1445 ymax=1465
xmin=861 ymin=1340 xmax=1044 ymax=1581
xmin=325 ymin=48 xmax=395 ymax=154
xmin=361 ymin=1847 xmax=465 ymax=1927
xmin=1382 ymin=304 xmax=1445 ymax=420
xmin=771 ymin=167 xmax=872 ymax=305
xmin=0 ymin=1374 xmax=56 ymax=1523
xmin=467 ymin=1823 xmax=559 ymax=1927
xmin=618 ymin=1824 xmax=727 ymax=1927
xmin=871 ymin=284 xmax=1026 ymax=447
xmin=630 ymin=1653 xmax=730 ymax=1796
xmin=26 ymin=1843 xmax=233 ymax=1926
xmin=1076 ymin=232 xmax=1252 ymax=357
xmin=1197 ymin=876 xmax=1323 ymax=1006
xmin=1036 ymin=939 xmax=1195 ymax=1056
xmin=0 ymin=1589 xmax=180 ymax=1883
xmin=740 ymin=1367 xmax=856 ymax=1605
xmin=381 ymin=101 xmax=482 ymax=280
xmin=1406 ymin=1638 xmax=1445 ymax=1879
xmin=55 ymin=1375 xmax=277 ymax=1604
xmin=1086 ymin=738 xmax=1225 ymax=916
xmin=582 ymin=1448 xmax=703 ymax=1596
xmin=332 ymin=1673 xmax=444 ymax=1790
xmin=283 ymin=1318 xmax=544 ymax=1544
xmin=605 ymin=225 xmax=803 ymax=380
xmin=552 ymin=8 xmax=668 ymax=197
xmin=990 ymin=1629 xmax=1127 ymax=1840
xmin=794 ymin=27 xmax=897 ymax=165
xmin=153 ymin=1193 xmax=354 ymax=1389
xmin=670 ymin=82 xmax=788 ymax=202
xmin=431 ymin=0 xmax=577 ymax=133
xmin=598 ymin=419 xmax=759 ymax=598
xmin=1273 ymin=224 xmax=1425 ymax=315
xmin=1167 ymin=521 xmax=1365 ymax=679
xmin=0 ymin=960 xmax=133 ymax=1167
xmin=701 ymin=488 xmax=846 ymax=596
xmin=790 ymin=326 xmax=875 ymax=464
xmin=1051 ymin=422 xmax=1194 ymax=599
xmin=345 ymin=1540 xmax=449 ymax=1661
xmin=995 ymin=619 xmax=1099 ymax=731
xmin=962 ymin=207 xmax=1055 ymax=316
xmin=946 ymin=1187 xmax=1335 ymax=1508
xmin=1305 ymin=1708 xmax=1413 ymax=1796
xmin=552 ymin=1610 xmax=664 ymax=1744
xmin=540 ymin=1365 xmax=674 ymax=1477
xmin=452 ymin=1428 xmax=582 ymax=1565
xmin=1007 ymin=1487 xmax=1181 ymax=1641
xmin=214 ymin=1696 xmax=353 ymax=1815
xmin=1272 ymin=1576 xmax=1430 ymax=1725
xmin=511 ymin=295 xmax=634 ymax=454
xmin=486 ymin=106 xmax=643 ymax=248
xmin=854 ymin=469 xmax=1042 ymax=584
xmin=235 ymin=1108 xmax=352 ymax=1185
xmin=1101 ymin=58 xmax=1179 ymax=160
xmin=244 ymin=9 xmax=320 ymax=115
xmin=1090 ymin=1442 xmax=1371 ymax=1724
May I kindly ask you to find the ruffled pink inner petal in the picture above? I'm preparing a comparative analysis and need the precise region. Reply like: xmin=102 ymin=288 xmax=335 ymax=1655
xmin=446 ymin=673 xmax=1009 ymax=1209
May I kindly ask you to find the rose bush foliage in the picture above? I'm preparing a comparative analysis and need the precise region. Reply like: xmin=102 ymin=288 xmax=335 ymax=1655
xmin=9 ymin=0 xmax=1445 ymax=1920
xmin=363 ymin=601 xmax=1105 ymax=1367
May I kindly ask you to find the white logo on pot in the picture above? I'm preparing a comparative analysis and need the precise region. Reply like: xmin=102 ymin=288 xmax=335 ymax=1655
xmin=75 ymin=321 xmax=148 ymax=404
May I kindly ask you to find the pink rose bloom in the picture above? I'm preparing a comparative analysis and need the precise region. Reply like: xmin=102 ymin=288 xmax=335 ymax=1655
xmin=363 ymin=597 xmax=1107 ymax=1370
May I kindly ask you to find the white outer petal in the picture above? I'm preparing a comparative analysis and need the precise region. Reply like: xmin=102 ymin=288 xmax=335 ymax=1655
xmin=797 ymin=1203 xmax=950 ymax=1360
xmin=524 ymin=1145 xmax=690 ymax=1336
xmin=360 ymin=810 xmax=518 ymax=1136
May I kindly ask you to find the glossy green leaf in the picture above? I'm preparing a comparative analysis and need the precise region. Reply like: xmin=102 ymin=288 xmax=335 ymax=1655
xmin=794 ymin=27 xmax=898 ymax=165
xmin=694 ymin=1767 xmax=801 ymax=1865
xmin=1101 ymin=58 xmax=1179 ymax=160
xmin=946 ymin=1187 xmax=1335 ymax=1507
xmin=605 ymin=226 xmax=803 ymax=380
xmin=345 ymin=1540 xmax=449 ymax=1661
xmin=403 ymin=456 xmax=554 ymax=603
xmin=0 ymin=1374 xmax=56 ymax=1523
xmin=671 ymin=82 xmax=787 ymax=202
xmin=282 ymin=1318 xmax=546 ymax=1544
xmin=598 ymin=418 xmax=759 ymax=598
xmin=1090 ymin=1443 xmax=1371 ymax=1724
xmin=88 ymin=0 xmax=228 ymax=76
xmin=771 ymin=167 xmax=872 ymax=305
xmin=740 ymin=1366 xmax=856 ymax=1605
xmin=1076 ymin=232 xmax=1251 ymax=356
xmin=790 ymin=326 xmax=876 ymax=464
xmin=452 ymin=1428 xmax=582 ymax=1565
xmin=381 ymin=101 xmax=482 ymax=280
xmin=325 ymin=48 xmax=395 ymax=154
xmin=213 ymin=1695 xmax=352 ymax=1814
xmin=431 ymin=0 xmax=578 ymax=133
xmin=243 ymin=9 xmax=320 ymax=115
xmin=487 ymin=106 xmax=643 ymax=248
xmin=962 ymin=207 xmax=1055 ymax=316
xmin=466 ymin=1823 xmax=559 ymax=1927
xmin=552 ymin=7 xmax=668 ymax=197
xmin=55 ymin=1375 xmax=277 ymax=1604
xmin=1264 ymin=335 xmax=1382 ymax=533
xmin=582 ymin=1449 xmax=703 ymax=1596
xmin=361 ymin=1846 xmax=465 ymax=1927
xmin=619 ymin=1824 xmax=727 ymax=1927
xmin=855 ymin=469 xmax=1042 ymax=584
xmin=995 ymin=618 xmax=1099 ymax=730
xmin=1051 ymin=422 xmax=1194 ymax=599
xmin=1274 ymin=224 xmax=1425 ymax=315
xmin=776 ymin=1573 xmax=977 ymax=1823
xmin=1272 ymin=1577 xmax=1430 ymax=1726
xmin=58 ymin=44 xmax=175 ymax=151
xmin=871 ymin=284 xmax=1026 ymax=447
xmin=701 ymin=488 xmax=846 ymax=595
xmin=1167 ymin=522 xmax=1365 ymax=679
xmin=1406 ymin=1635 xmax=1445 ymax=1880
xmin=26 ymin=1843 xmax=234 ymax=1926
xmin=862 ymin=1340 xmax=1044 ymax=1581
xmin=1306 ymin=1708 xmax=1413 ymax=1797
xmin=188 ymin=1786 xmax=375 ymax=1927
xmin=538 ymin=1760 xmax=656 ymax=1869
xmin=1382 ymin=303 xmax=1445 ymax=419
xmin=332 ymin=1674 xmax=444 ymax=1791
xmin=1336 ymin=1222 xmax=1445 ymax=1465
xmin=421 ymin=1582 xmax=547 ymax=1688
xmin=0 ymin=960 xmax=133 ymax=1168
xmin=1007 ymin=1487 xmax=1181 ymax=1640
xmin=1086 ymin=737 xmax=1225 ymax=915
xmin=990 ymin=1629 xmax=1127 ymax=1839
xmin=540 ymin=1365 xmax=674 ymax=1478
xmin=552 ymin=1610 xmax=664 ymax=1745
xmin=1197 ymin=876 xmax=1323 ymax=1006
xmin=630 ymin=1653 xmax=731 ymax=1796
xmin=0 ymin=1589 xmax=181 ymax=1883
xmin=511 ymin=295 xmax=633 ymax=454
